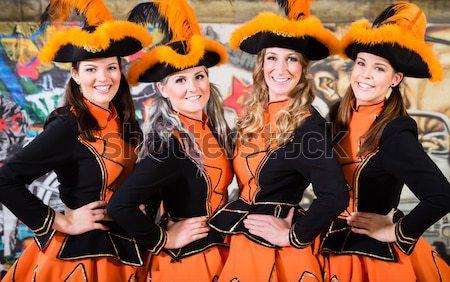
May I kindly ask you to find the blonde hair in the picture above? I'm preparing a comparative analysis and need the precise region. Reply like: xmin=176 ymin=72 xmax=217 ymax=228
xmin=236 ymin=48 xmax=314 ymax=147
xmin=139 ymin=67 xmax=232 ymax=168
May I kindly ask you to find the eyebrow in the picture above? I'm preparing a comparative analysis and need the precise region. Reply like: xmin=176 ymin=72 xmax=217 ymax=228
xmin=82 ymin=63 xmax=118 ymax=67
xmin=374 ymin=62 xmax=388 ymax=68
xmin=266 ymin=52 xmax=298 ymax=57
xmin=356 ymin=57 xmax=388 ymax=67
xmin=172 ymin=74 xmax=186 ymax=79
xmin=195 ymin=70 xmax=206 ymax=76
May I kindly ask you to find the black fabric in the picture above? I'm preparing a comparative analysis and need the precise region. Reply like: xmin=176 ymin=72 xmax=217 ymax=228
xmin=138 ymin=40 xmax=221 ymax=82
xmin=239 ymin=32 xmax=330 ymax=60
xmin=0 ymin=108 xmax=77 ymax=233
xmin=208 ymin=198 xmax=307 ymax=248
xmin=209 ymin=110 xmax=349 ymax=246
xmin=320 ymin=116 xmax=450 ymax=259
xmin=108 ymin=136 xmax=228 ymax=260
xmin=0 ymin=107 xmax=146 ymax=265
xmin=379 ymin=117 xmax=450 ymax=240
xmin=345 ymin=42 xmax=431 ymax=78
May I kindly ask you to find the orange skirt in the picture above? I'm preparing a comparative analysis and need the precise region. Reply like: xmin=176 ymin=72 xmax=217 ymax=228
xmin=1 ymin=232 xmax=148 ymax=282
xmin=149 ymin=246 xmax=227 ymax=282
xmin=219 ymin=234 xmax=322 ymax=282
xmin=320 ymin=237 xmax=450 ymax=282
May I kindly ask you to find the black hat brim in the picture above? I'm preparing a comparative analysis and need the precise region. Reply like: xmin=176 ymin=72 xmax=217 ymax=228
xmin=138 ymin=40 xmax=221 ymax=83
xmin=345 ymin=42 xmax=431 ymax=78
xmin=52 ymin=37 xmax=144 ymax=62
xmin=240 ymin=32 xmax=330 ymax=60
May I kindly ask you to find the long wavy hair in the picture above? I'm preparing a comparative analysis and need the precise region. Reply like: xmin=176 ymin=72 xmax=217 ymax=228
xmin=331 ymin=84 xmax=408 ymax=156
xmin=64 ymin=57 xmax=142 ymax=147
xmin=236 ymin=48 xmax=314 ymax=147
xmin=139 ymin=67 xmax=232 ymax=168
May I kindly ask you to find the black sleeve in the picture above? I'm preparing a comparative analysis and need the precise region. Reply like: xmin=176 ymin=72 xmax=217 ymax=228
xmin=0 ymin=108 xmax=76 ymax=239
xmin=379 ymin=116 xmax=450 ymax=254
xmin=288 ymin=111 xmax=349 ymax=248
xmin=107 ymin=137 xmax=179 ymax=254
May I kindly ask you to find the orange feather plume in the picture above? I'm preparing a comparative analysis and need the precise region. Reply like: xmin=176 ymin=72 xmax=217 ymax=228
xmin=154 ymin=0 xmax=201 ymax=41
xmin=45 ymin=0 xmax=114 ymax=26
xmin=276 ymin=0 xmax=310 ymax=20
xmin=380 ymin=1 xmax=426 ymax=40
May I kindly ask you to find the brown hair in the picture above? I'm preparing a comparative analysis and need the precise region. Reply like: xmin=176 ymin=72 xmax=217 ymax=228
xmin=331 ymin=85 xmax=408 ymax=156
xmin=64 ymin=57 xmax=142 ymax=147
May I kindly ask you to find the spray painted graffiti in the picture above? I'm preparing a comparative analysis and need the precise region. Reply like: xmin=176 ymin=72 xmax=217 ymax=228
xmin=0 ymin=21 xmax=449 ymax=274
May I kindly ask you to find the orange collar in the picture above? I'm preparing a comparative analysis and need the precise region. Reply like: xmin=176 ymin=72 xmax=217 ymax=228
xmin=267 ymin=99 xmax=289 ymax=114
xmin=84 ymin=99 xmax=118 ymax=128
xmin=176 ymin=111 xmax=208 ymax=130
xmin=351 ymin=99 xmax=385 ymax=114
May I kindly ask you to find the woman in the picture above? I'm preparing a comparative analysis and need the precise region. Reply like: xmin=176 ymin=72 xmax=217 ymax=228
xmin=207 ymin=1 xmax=348 ymax=281
xmin=0 ymin=0 xmax=152 ymax=281
xmin=319 ymin=2 xmax=450 ymax=281
xmin=107 ymin=1 xmax=233 ymax=281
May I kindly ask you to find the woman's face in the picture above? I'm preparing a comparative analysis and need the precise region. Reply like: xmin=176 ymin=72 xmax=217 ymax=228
xmin=156 ymin=66 xmax=210 ymax=120
xmin=263 ymin=47 xmax=303 ymax=102
xmin=351 ymin=52 xmax=403 ymax=106
xmin=71 ymin=56 xmax=121 ymax=109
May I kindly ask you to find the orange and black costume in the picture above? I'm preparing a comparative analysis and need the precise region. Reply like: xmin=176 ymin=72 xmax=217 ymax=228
xmin=206 ymin=1 xmax=346 ymax=280
xmin=108 ymin=113 xmax=233 ymax=280
xmin=0 ymin=0 xmax=152 ymax=280
xmin=107 ymin=1 xmax=231 ymax=280
xmin=209 ymin=101 xmax=348 ymax=281
xmin=320 ymin=101 xmax=450 ymax=281
xmin=0 ymin=101 xmax=147 ymax=281
xmin=319 ymin=2 xmax=450 ymax=281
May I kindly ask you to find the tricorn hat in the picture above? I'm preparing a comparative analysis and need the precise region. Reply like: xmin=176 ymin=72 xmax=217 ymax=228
xmin=230 ymin=0 xmax=339 ymax=60
xmin=126 ymin=0 xmax=227 ymax=84
xmin=341 ymin=1 xmax=442 ymax=81
xmin=38 ymin=0 xmax=153 ymax=63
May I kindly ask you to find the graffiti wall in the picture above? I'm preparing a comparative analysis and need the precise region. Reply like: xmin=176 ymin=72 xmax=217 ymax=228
xmin=0 ymin=21 xmax=449 ymax=273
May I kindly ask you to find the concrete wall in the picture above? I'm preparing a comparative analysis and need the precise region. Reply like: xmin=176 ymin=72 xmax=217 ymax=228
xmin=0 ymin=0 xmax=450 ymax=23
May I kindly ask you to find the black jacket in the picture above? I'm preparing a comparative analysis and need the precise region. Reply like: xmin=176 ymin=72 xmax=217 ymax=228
xmin=0 ymin=107 xmax=146 ymax=266
xmin=320 ymin=116 xmax=450 ymax=261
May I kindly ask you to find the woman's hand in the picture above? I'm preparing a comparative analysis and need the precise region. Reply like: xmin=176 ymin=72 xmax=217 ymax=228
xmin=164 ymin=216 xmax=210 ymax=249
xmin=243 ymin=207 xmax=294 ymax=247
xmin=347 ymin=208 xmax=396 ymax=242
xmin=54 ymin=200 xmax=111 ymax=235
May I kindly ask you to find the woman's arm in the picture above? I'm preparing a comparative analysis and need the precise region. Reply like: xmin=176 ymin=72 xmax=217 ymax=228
xmin=0 ymin=110 xmax=79 ymax=238
xmin=288 ymin=112 xmax=349 ymax=248
xmin=379 ymin=116 xmax=450 ymax=253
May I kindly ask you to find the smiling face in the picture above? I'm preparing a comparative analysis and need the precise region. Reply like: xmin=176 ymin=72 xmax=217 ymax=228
xmin=71 ymin=56 xmax=121 ymax=109
xmin=263 ymin=47 xmax=303 ymax=102
xmin=156 ymin=66 xmax=210 ymax=120
xmin=351 ymin=52 xmax=404 ymax=106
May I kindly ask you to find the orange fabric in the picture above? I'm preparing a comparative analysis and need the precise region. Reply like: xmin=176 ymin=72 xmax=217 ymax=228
xmin=149 ymin=247 xmax=226 ymax=282
xmin=323 ymin=248 xmax=415 ymax=282
xmin=233 ymin=100 xmax=290 ymax=204
xmin=321 ymin=238 xmax=450 ymax=282
xmin=219 ymin=234 xmax=322 ymax=282
xmin=2 ymin=101 xmax=143 ymax=282
xmin=1 ymin=232 xmax=147 ymax=282
xmin=335 ymin=100 xmax=384 ymax=218
xmin=83 ymin=101 xmax=138 ymax=202
xmin=177 ymin=112 xmax=233 ymax=215
xmin=409 ymin=237 xmax=450 ymax=282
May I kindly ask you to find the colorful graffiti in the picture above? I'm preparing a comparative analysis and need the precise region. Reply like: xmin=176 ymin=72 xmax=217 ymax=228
xmin=0 ymin=21 xmax=449 ymax=274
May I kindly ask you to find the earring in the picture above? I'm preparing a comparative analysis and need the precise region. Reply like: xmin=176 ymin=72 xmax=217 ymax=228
xmin=391 ymin=83 xmax=396 ymax=87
